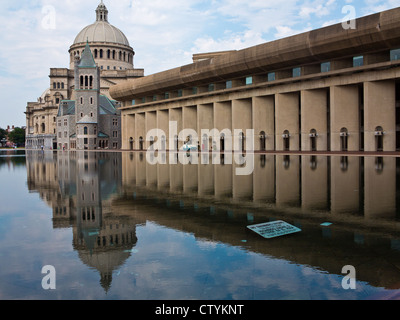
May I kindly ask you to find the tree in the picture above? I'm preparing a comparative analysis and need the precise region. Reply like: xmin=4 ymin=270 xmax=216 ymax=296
xmin=0 ymin=128 xmax=6 ymax=141
xmin=8 ymin=127 xmax=25 ymax=147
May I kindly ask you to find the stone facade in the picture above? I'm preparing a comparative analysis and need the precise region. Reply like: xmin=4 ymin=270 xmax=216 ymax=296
xmin=57 ymin=42 xmax=122 ymax=150
xmin=25 ymin=1 xmax=144 ymax=150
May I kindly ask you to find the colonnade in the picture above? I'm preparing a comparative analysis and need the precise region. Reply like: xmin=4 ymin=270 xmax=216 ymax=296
xmin=122 ymin=80 xmax=399 ymax=153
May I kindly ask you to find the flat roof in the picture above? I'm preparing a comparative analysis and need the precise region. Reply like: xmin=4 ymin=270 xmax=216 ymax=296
xmin=110 ymin=7 xmax=400 ymax=101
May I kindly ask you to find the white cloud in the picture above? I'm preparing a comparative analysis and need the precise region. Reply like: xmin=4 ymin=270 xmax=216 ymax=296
xmin=2 ymin=0 xmax=400 ymax=128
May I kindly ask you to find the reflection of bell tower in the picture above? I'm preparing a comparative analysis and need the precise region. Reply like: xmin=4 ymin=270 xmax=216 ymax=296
xmin=70 ymin=152 xmax=139 ymax=292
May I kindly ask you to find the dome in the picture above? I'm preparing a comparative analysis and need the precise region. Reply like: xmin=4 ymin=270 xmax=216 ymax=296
xmin=73 ymin=21 xmax=130 ymax=47
xmin=73 ymin=1 xmax=130 ymax=47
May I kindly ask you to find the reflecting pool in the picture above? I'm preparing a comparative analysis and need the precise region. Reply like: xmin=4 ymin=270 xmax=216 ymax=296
xmin=1 ymin=149 xmax=400 ymax=300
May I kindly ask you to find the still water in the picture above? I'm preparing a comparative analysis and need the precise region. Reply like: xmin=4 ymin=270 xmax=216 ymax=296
xmin=1 ymin=149 xmax=400 ymax=300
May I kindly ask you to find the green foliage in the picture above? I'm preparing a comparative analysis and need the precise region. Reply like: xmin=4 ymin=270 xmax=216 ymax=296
xmin=7 ymin=127 xmax=25 ymax=146
xmin=0 ymin=128 xmax=6 ymax=141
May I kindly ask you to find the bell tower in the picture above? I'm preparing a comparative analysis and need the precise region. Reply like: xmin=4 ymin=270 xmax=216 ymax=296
xmin=74 ymin=41 xmax=100 ymax=150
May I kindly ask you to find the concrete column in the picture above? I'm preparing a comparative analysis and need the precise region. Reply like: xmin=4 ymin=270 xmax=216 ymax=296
xmin=275 ymin=155 xmax=300 ymax=207
xmin=135 ymin=150 xmax=146 ymax=186
xmin=275 ymin=92 xmax=300 ymax=151
xmin=364 ymin=157 xmax=396 ymax=219
xmin=183 ymin=162 xmax=198 ymax=194
xmin=182 ymin=105 xmax=198 ymax=145
xmin=135 ymin=113 xmax=146 ymax=150
xmin=214 ymin=101 xmax=232 ymax=151
xmin=157 ymin=154 xmax=170 ymax=190
xmin=330 ymin=156 xmax=360 ymax=214
xmin=301 ymin=156 xmax=328 ymax=210
xmin=198 ymin=103 xmax=214 ymax=151
xmin=330 ymin=85 xmax=359 ymax=151
xmin=253 ymin=96 xmax=275 ymax=151
xmin=253 ymin=155 xmax=275 ymax=202
xmin=233 ymin=165 xmax=253 ymax=200
xmin=157 ymin=110 xmax=169 ymax=150
xmin=301 ymin=89 xmax=328 ymax=151
xmin=169 ymin=108 xmax=183 ymax=149
xmin=145 ymin=111 xmax=156 ymax=150
xmin=198 ymin=154 xmax=214 ymax=196
xmin=169 ymin=161 xmax=183 ymax=192
xmin=232 ymin=98 xmax=252 ymax=151
xmin=214 ymin=161 xmax=232 ymax=199
xmin=364 ymin=80 xmax=396 ymax=152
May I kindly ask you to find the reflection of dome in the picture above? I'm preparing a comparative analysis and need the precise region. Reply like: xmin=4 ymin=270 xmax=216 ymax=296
xmin=74 ymin=21 xmax=130 ymax=47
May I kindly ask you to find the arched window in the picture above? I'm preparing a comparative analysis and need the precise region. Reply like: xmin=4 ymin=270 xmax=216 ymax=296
xmin=41 ymin=123 xmax=46 ymax=133
xmin=340 ymin=128 xmax=348 ymax=152
xmin=107 ymin=49 xmax=111 ymax=59
xmin=85 ymin=76 xmax=88 ymax=88
xmin=89 ymin=76 xmax=93 ymax=89
xmin=259 ymin=131 xmax=266 ymax=151
xmin=94 ymin=49 xmax=98 ymax=59
xmin=80 ymin=76 xmax=84 ymax=89
xmin=309 ymin=129 xmax=317 ymax=151
xmin=375 ymin=126 xmax=384 ymax=152
xmin=80 ymin=97 xmax=83 ymax=105
xmin=61 ymin=83 xmax=64 ymax=89
xmin=283 ymin=130 xmax=290 ymax=151
xmin=123 ymin=52 xmax=126 ymax=61
xmin=99 ymin=49 xmax=103 ymax=59
xmin=53 ymin=82 xmax=56 ymax=89
xmin=119 ymin=51 xmax=122 ymax=60
xmin=112 ymin=50 xmax=116 ymax=59
xmin=84 ymin=127 xmax=88 ymax=135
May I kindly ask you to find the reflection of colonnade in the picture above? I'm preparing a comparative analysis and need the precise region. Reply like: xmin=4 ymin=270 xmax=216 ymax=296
xmin=26 ymin=151 xmax=143 ymax=292
xmin=122 ymin=152 xmax=398 ymax=221
xmin=119 ymin=152 xmax=400 ymax=289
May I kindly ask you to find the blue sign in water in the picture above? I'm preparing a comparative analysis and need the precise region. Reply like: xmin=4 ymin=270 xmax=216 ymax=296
xmin=247 ymin=221 xmax=302 ymax=239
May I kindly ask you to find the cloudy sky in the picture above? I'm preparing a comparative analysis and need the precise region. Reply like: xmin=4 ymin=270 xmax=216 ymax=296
xmin=1 ymin=0 xmax=400 ymax=129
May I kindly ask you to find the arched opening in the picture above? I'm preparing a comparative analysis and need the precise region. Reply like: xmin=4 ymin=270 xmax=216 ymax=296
xmin=161 ymin=136 xmax=166 ymax=151
xmin=239 ymin=132 xmax=245 ymax=152
xmin=89 ymin=76 xmax=93 ymax=89
xmin=220 ymin=133 xmax=225 ymax=152
xmin=84 ymin=127 xmax=88 ymax=135
xmin=309 ymin=129 xmax=317 ymax=151
xmin=139 ymin=137 xmax=144 ymax=151
xmin=283 ymin=130 xmax=290 ymax=151
xmin=259 ymin=131 xmax=266 ymax=151
xmin=94 ymin=49 xmax=98 ymax=59
xmin=375 ymin=126 xmax=384 ymax=152
xmin=80 ymin=76 xmax=84 ymax=89
xmin=174 ymin=135 xmax=179 ymax=151
xmin=202 ymin=134 xmax=209 ymax=151
xmin=85 ymin=76 xmax=89 ymax=88
xmin=112 ymin=50 xmax=116 ymax=59
xmin=107 ymin=50 xmax=111 ymax=59
xmin=129 ymin=137 xmax=134 ymax=150
xmin=99 ymin=49 xmax=103 ymax=59
xmin=41 ymin=123 xmax=45 ymax=133
xmin=340 ymin=128 xmax=348 ymax=152
xmin=149 ymin=136 xmax=155 ymax=150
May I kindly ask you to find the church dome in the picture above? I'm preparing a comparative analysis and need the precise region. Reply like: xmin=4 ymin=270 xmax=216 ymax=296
xmin=73 ymin=1 xmax=130 ymax=47
xmin=74 ymin=21 xmax=130 ymax=47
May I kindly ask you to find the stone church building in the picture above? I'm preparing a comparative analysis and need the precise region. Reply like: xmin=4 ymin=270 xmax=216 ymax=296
xmin=25 ymin=1 xmax=144 ymax=150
